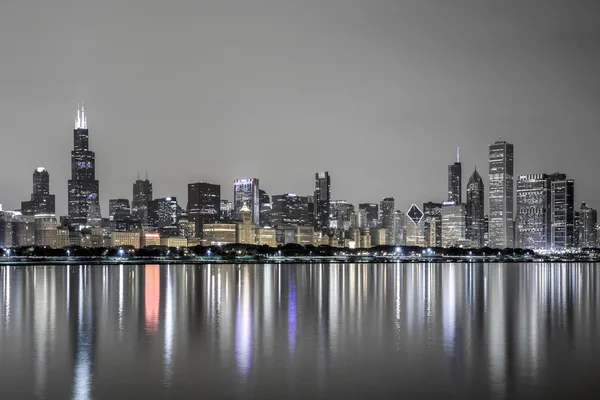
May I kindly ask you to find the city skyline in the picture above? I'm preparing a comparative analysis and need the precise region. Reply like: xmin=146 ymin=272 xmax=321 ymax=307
xmin=1 ymin=1 xmax=599 ymax=218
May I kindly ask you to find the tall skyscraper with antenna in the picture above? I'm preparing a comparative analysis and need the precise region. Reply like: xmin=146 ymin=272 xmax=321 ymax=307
xmin=132 ymin=171 xmax=153 ymax=225
xmin=68 ymin=104 xmax=100 ymax=226
xmin=489 ymin=138 xmax=514 ymax=248
xmin=448 ymin=147 xmax=462 ymax=204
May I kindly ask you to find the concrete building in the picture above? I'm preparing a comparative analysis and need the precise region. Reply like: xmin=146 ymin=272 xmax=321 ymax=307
xmin=34 ymin=214 xmax=57 ymax=248
xmin=549 ymin=174 xmax=575 ymax=251
xmin=423 ymin=202 xmax=442 ymax=247
xmin=488 ymin=139 xmax=514 ymax=248
xmin=236 ymin=206 xmax=256 ymax=244
xmin=578 ymin=202 xmax=597 ymax=249
xmin=142 ymin=232 xmax=161 ymax=247
xmin=516 ymin=174 xmax=550 ymax=250
xmin=160 ymin=237 xmax=188 ymax=248
xmin=370 ymin=228 xmax=386 ymax=246
xmin=233 ymin=178 xmax=260 ymax=225
xmin=405 ymin=204 xmax=426 ymax=247
xmin=441 ymin=202 xmax=467 ymax=247
xmin=466 ymin=168 xmax=485 ymax=248
xmin=256 ymin=228 xmax=277 ymax=247
xmin=203 ymin=223 xmax=236 ymax=245
xmin=295 ymin=226 xmax=315 ymax=246
xmin=380 ymin=198 xmax=395 ymax=245
xmin=111 ymin=231 xmax=141 ymax=248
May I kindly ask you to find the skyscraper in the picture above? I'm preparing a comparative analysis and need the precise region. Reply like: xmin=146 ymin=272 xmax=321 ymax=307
xmin=516 ymin=174 xmax=550 ymax=250
xmin=187 ymin=182 xmax=220 ymax=236
xmin=423 ymin=202 xmax=442 ymax=247
xmin=314 ymin=172 xmax=331 ymax=232
xmin=441 ymin=202 xmax=467 ymax=247
xmin=488 ymin=139 xmax=514 ymax=248
xmin=578 ymin=202 xmax=597 ymax=249
xmin=132 ymin=173 xmax=153 ymax=224
xmin=148 ymin=197 xmax=179 ymax=235
xmin=68 ymin=104 xmax=100 ymax=226
xmin=466 ymin=168 xmax=485 ymax=248
xmin=329 ymin=200 xmax=354 ymax=233
xmin=359 ymin=203 xmax=379 ymax=228
xmin=271 ymin=194 xmax=310 ymax=227
xmin=393 ymin=210 xmax=405 ymax=246
xmin=448 ymin=147 xmax=462 ymax=204
xmin=109 ymin=199 xmax=131 ymax=220
xmin=549 ymin=173 xmax=575 ymax=251
xmin=405 ymin=204 xmax=425 ymax=247
xmin=21 ymin=167 xmax=56 ymax=216
xmin=233 ymin=178 xmax=260 ymax=225
xmin=259 ymin=189 xmax=272 ymax=227
xmin=380 ymin=198 xmax=395 ymax=245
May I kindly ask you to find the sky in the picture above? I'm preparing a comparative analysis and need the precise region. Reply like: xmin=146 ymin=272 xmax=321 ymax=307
xmin=1 ymin=0 xmax=599 ymax=216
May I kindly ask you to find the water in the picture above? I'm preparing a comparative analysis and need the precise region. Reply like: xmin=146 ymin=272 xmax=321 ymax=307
xmin=1 ymin=263 xmax=599 ymax=399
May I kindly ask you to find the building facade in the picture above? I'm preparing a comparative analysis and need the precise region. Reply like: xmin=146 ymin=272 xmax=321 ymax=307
xmin=187 ymin=182 xmax=221 ymax=237
xmin=578 ymin=202 xmax=597 ymax=249
xmin=466 ymin=168 xmax=485 ymax=248
xmin=448 ymin=148 xmax=462 ymax=204
xmin=423 ymin=202 xmax=442 ymax=247
xmin=271 ymin=194 xmax=310 ymax=227
xmin=314 ymin=172 xmax=331 ymax=232
xmin=21 ymin=167 xmax=56 ymax=216
xmin=233 ymin=178 xmax=260 ymax=226
xmin=516 ymin=174 xmax=550 ymax=250
xmin=405 ymin=204 xmax=425 ymax=247
xmin=488 ymin=139 xmax=514 ymax=248
xmin=549 ymin=174 xmax=575 ymax=251
xmin=132 ymin=174 xmax=153 ymax=224
xmin=441 ymin=203 xmax=467 ymax=247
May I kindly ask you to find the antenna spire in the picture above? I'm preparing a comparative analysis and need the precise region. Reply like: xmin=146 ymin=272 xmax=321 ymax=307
xmin=456 ymin=147 xmax=460 ymax=163
xmin=75 ymin=102 xmax=88 ymax=129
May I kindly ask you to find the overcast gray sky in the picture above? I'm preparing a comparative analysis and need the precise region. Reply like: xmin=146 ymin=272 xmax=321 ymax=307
xmin=1 ymin=0 xmax=599 ymax=216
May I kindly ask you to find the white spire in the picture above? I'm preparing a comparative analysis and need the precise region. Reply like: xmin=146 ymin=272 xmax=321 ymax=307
xmin=456 ymin=147 xmax=460 ymax=163
xmin=75 ymin=102 xmax=87 ymax=129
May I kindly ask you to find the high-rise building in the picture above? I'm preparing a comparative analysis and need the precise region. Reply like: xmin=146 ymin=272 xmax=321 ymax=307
xmin=488 ymin=139 xmax=514 ymax=248
xmin=380 ymin=198 xmax=395 ymax=245
xmin=549 ymin=173 xmax=575 ymax=251
xmin=359 ymin=203 xmax=379 ymax=228
xmin=405 ymin=204 xmax=426 ymax=247
xmin=21 ymin=167 xmax=56 ymax=215
xmin=259 ymin=189 xmax=272 ymax=227
xmin=132 ymin=174 xmax=153 ymax=224
xmin=233 ymin=178 xmax=260 ymax=226
xmin=271 ymin=194 xmax=310 ymax=227
xmin=516 ymin=174 xmax=550 ymax=250
xmin=220 ymin=200 xmax=233 ymax=222
xmin=329 ymin=200 xmax=354 ymax=232
xmin=68 ymin=104 xmax=100 ymax=226
xmin=393 ymin=210 xmax=405 ymax=246
xmin=441 ymin=202 xmax=467 ymax=247
xmin=466 ymin=168 xmax=485 ymax=248
xmin=109 ymin=199 xmax=131 ymax=220
xmin=423 ymin=202 xmax=442 ymax=247
xmin=448 ymin=147 xmax=462 ymax=204
xmin=236 ymin=205 xmax=256 ymax=244
xmin=34 ymin=214 xmax=58 ymax=248
xmin=187 ymin=182 xmax=220 ymax=236
xmin=314 ymin=172 xmax=331 ymax=232
xmin=578 ymin=202 xmax=597 ymax=249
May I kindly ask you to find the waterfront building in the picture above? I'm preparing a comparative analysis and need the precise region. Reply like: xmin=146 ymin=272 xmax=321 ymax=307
xmin=466 ymin=168 xmax=485 ymax=248
xmin=202 ymin=223 xmax=236 ymax=245
xmin=448 ymin=147 xmax=462 ymax=204
xmin=220 ymin=200 xmax=233 ymax=222
xmin=370 ymin=228 xmax=386 ymax=246
xmin=578 ymin=202 xmax=597 ymax=249
xmin=160 ymin=237 xmax=188 ymax=248
xmin=187 ymin=182 xmax=220 ymax=236
xmin=295 ymin=226 xmax=315 ymax=246
xmin=256 ymin=228 xmax=277 ymax=247
xmin=147 ymin=197 xmax=179 ymax=235
xmin=549 ymin=173 xmax=575 ymax=251
xmin=276 ymin=227 xmax=296 ymax=246
xmin=34 ymin=214 xmax=57 ymax=248
xmin=111 ymin=231 xmax=141 ymax=248
xmin=380 ymin=198 xmax=395 ymax=245
xmin=314 ymin=172 xmax=331 ymax=232
xmin=259 ymin=189 xmax=272 ymax=227
xmin=441 ymin=202 xmax=467 ymax=247
xmin=233 ymin=178 xmax=260 ymax=225
xmin=12 ymin=214 xmax=36 ymax=246
xmin=359 ymin=203 xmax=379 ymax=228
xmin=236 ymin=205 xmax=256 ymax=244
xmin=21 ymin=167 xmax=56 ymax=216
xmin=68 ymin=104 xmax=100 ymax=226
xmin=488 ymin=139 xmax=514 ymax=248
xmin=394 ymin=210 xmax=405 ymax=245
xmin=56 ymin=227 xmax=70 ymax=248
xmin=516 ymin=174 xmax=550 ymax=250
xmin=329 ymin=200 xmax=354 ymax=232
xmin=142 ymin=232 xmax=161 ymax=247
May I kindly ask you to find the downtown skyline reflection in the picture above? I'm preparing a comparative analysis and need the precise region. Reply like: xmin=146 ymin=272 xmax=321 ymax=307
xmin=1 ymin=263 xmax=600 ymax=399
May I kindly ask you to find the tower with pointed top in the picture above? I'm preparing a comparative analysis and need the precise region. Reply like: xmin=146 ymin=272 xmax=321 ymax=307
xmin=466 ymin=167 xmax=485 ymax=247
xmin=68 ymin=104 xmax=100 ymax=226
xmin=447 ymin=148 xmax=462 ymax=204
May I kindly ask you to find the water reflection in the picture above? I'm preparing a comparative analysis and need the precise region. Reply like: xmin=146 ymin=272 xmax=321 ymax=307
xmin=0 ymin=263 xmax=599 ymax=399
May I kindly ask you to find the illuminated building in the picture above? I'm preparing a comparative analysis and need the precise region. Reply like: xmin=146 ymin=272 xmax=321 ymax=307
xmin=56 ymin=226 xmax=70 ymax=248
xmin=220 ymin=200 xmax=233 ymax=222
xmin=236 ymin=206 xmax=256 ymax=244
xmin=276 ymin=227 xmax=295 ymax=245
xmin=160 ymin=237 xmax=188 ymax=248
xmin=295 ymin=226 xmax=315 ymax=245
xmin=314 ymin=172 xmax=330 ymax=231
xmin=34 ymin=214 xmax=57 ymax=248
xmin=359 ymin=203 xmax=379 ymax=228
xmin=379 ymin=198 xmax=395 ymax=245
xmin=233 ymin=178 xmax=260 ymax=225
xmin=441 ymin=202 xmax=467 ymax=247
xmin=578 ymin=202 xmax=597 ymax=248
xmin=448 ymin=147 xmax=462 ymax=204
xmin=109 ymin=199 xmax=130 ymax=220
xmin=187 ymin=182 xmax=220 ymax=236
xmin=12 ymin=214 xmax=36 ymax=246
xmin=132 ymin=173 xmax=153 ymax=224
xmin=147 ymin=197 xmax=179 ymax=236
xmin=466 ymin=168 xmax=485 ymax=248
xmin=360 ymin=230 xmax=371 ymax=248
xmin=329 ymin=200 xmax=354 ymax=232
xmin=423 ymin=202 xmax=442 ymax=247
xmin=370 ymin=228 xmax=386 ymax=246
xmin=86 ymin=203 xmax=102 ymax=227
xmin=256 ymin=228 xmax=277 ymax=247
xmin=202 ymin=223 xmax=236 ymax=245
xmin=111 ymin=231 xmax=141 ymax=248
xmin=516 ymin=174 xmax=550 ymax=250
xmin=393 ymin=210 xmax=405 ymax=245
xmin=549 ymin=173 xmax=575 ymax=251
xmin=488 ymin=139 xmax=514 ymax=248
xmin=271 ymin=194 xmax=310 ymax=227
xmin=405 ymin=204 xmax=425 ymax=247
xmin=142 ymin=232 xmax=161 ymax=247
xmin=21 ymin=167 xmax=56 ymax=216
xmin=68 ymin=104 xmax=100 ymax=226
xmin=259 ymin=189 xmax=272 ymax=227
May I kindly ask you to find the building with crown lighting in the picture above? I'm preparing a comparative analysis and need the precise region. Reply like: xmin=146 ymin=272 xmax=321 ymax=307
xmin=21 ymin=167 xmax=56 ymax=216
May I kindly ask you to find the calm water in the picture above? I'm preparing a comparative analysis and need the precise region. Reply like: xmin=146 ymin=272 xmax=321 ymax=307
xmin=1 ymin=263 xmax=599 ymax=399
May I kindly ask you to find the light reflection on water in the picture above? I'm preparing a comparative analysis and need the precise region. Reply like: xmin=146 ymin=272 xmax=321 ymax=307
xmin=0 ymin=263 xmax=599 ymax=399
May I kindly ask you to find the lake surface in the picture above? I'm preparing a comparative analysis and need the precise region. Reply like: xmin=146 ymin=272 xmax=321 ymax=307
xmin=1 ymin=263 xmax=599 ymax=399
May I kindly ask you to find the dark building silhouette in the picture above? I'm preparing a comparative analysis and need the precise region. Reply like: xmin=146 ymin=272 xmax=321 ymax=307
xmin=448 ymin=147 xmax=462 ymax=204
xmin=359 ymin=203 xmax=379 ymax=229
xmin=187 ymin=182 xmax=220 ymax=237
xmin=466 ymin=168 xmax=485 ymax=247
xmin=21 ymin=167 xmax=56 ymax=215
xmin=271 ymin=194 xmax=310 ymax=227
xmin=578 ymin=202 xmax=597 ymax=248
xmin=67 ymin=105 xmax=100 ymax=226
xmin=314 ymin=172 xmax=330 ymax=232
xmin=549 ymin=173 xmax=575 ymax=251
xmin=132 ymin=174 xmax=153 ymax=224
xmin=423 ymin=201 xmax=442 ymax=247
xmin=148 ymin=197 xmax=179 ymax=235
xmin=233 ymin=178 xmax=260 ymax=225
xmin=259 ymin=189 xmax=272 ymax=227
xmin=489 ymin=139 xmax=514 ymax=248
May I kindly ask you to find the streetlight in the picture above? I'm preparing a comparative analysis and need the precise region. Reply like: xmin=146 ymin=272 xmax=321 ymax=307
xmin=118 ymin=249 xmax=125 ymax=257
xmin=66 ymin=250 xmax=71 ymax=257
